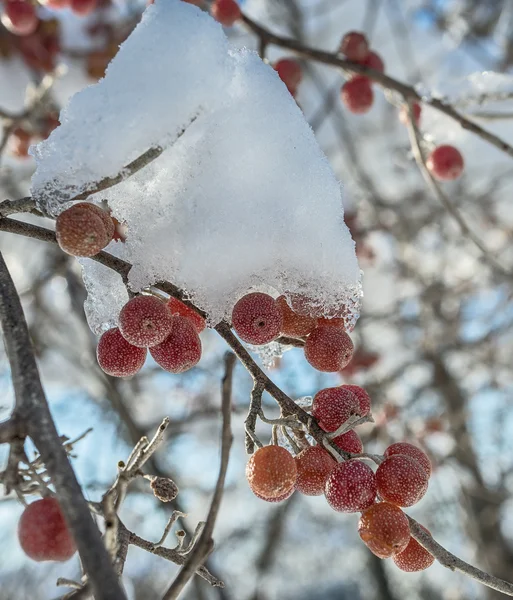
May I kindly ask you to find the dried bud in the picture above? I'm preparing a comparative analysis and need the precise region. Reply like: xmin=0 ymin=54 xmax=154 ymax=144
xmin=150 ymin=477 xmax=178 ymax=502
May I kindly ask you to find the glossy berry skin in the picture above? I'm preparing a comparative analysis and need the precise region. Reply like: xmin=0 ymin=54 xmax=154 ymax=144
xmin=2 ymin=1 xmax=38 ymax=36
xmin=362 ymin=51 xmax=385 ymax=73
xmin=426 ymin=145 xmax=464 ymax=181
xmin=274 ymin=59 xmax=302 ymax=95
xmin=305 ymin=326 xmax=354 ymax=373
xmin=325 ymin=460 xmax=377 ymax=512
xmin=276 ymin=295 xmax=317 ymax=338
xmin=119 ymin=296 xmax=173 ymax=348
xmin=56 ymin=205 xmax=109 ymax=257
xmin=149 ymin=315 xmax=202 ymax=373
xmin=340 ymin=31 xmax=369 ymax=61
xmin=18 ymin=497 xmax=76 ymax=562
xmin=232 ymin=293 xmax=283 ymax=345
xmin=333 ymin=429 xmax=363 ymax=454
xmin=73 ymin=202 xmax=115 ymax=242
xmin=340 ymin=384 xmax=371 ymax=416
xmin=341 ymin=77 xmax=374 ymax=114
xmin=359 ymin=502 xmax=410 ymax=558
xmin=97 ymin=328 xmax=146 ymax=377
xmin=294 ymin=446 xmax=336 ymax=496
xmin=312 ymin=386 xmax=359 ymax=432
xmin=167 ymin=297 xmax=206 ymax=333
xmin=211 ymin=0 xmax=240 ymax=26
xmin=252 ymin=486 xmax=294 ymax=503
xmin=70 ymin=0 xmax=97 ymax=15
xmin=384 ymin=442 xmax=431 ymax=478
xmin=393 ymin=526 xmax=434 ymax=572
xmin=246 ymin=445 xmax=297 ymax=500
xmin=376 ymin=455 xmax=429 ymax=507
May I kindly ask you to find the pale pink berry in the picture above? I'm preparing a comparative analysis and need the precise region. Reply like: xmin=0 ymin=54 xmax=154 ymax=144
xmin=341 ymin=384 xmax=371 ymax=416
xmin=384 ymin=442 xmax=431 ymax=478
xmin=232 ymin=293 xmax=283 ymax=345
xmin=325 ymin=460 xmax=377 ymax=512
xmin=274 ymin=59 xmax=302 ymax=95
xmin=312 ymin=386 xmax=359 ymax=432
xmin=340 ymin=31 xmax=369 ymax=62
xmin=211 ymin=0 xmax=240 ymax=26
xmin=332 ymin=429 xmax=363 ymax=454
xmin=294 ymin=446 xmax=336 ymax=496
xmin=341 ymin=77 xmax=374 ymax=114
xmin=426 ymin=145 xmax=464 ymax=181
xmin=97 ymin=328 xmax=147 ymax=377
xmin=119 ymin=296 xmax=173 ymax=348
xmin=393 ymin=526 xmax=435 ymax=572
xmin=149 ymin=316 xmax=202 ymax=373
xmin=304 ymin=326 xmax=354 ymax=372
xmin=376 ymin=455 xmax=429 ymax=507
xmin=2 ymin=1 xmax=38 ymax=36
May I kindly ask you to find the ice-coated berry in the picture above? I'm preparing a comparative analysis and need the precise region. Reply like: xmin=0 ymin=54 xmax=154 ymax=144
xmin=276 ymin=295 xmax=317 ymax=338
xmin=426 ymin=145 xmax=464 ymax=181
xmin=393 ymin=526 xmax=435 ymax=572
xmin=312 ymin=386 xmax=359 ymax=432
xmin=73 ymin=202 xmax=115 ymax=242
xmin=252 ymin=486 xmax=295 ymax=503
xmin=56 ymin=205 xmax=109 ymax=257
xmin=384 ymin=442 xmax=431 ymax=478
xmin=294 ymin=446 xmax=336 ymax=496
xmin=97 ymin=328 xmax=147 ymax=377
xmin=341 ymin=77 xmax=374 ymax=114
xmin=232 ymin=292 xmax=283 ymax=345
xmin=168 ymin=297 xmax=206 ymax=333
xmin=358 ymin=502 xmax=410 ymax=559
xmin=332 ymin=429 xmax=363 ymax=454
xmin=325 ymin=460 xmax=377 ymax=512
xmin=376 ymin=454 xmax=429 ymax=507
xmin=340 ymin=31 xmax=369 ymax=61
xmin=149 ymin=316 xmax=202 ymax=373
xmin=246 ymin=445 xmax=297 ymax=500
xmin=305 ymin=326 xmax=354 ymax=372
xmin=340 ymin=384 xmax=371 ymax=416
xmin=119 ymin=295 xmax=174 ymax=348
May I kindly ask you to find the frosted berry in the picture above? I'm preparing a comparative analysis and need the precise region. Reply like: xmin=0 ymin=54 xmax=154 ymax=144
xmin=276 ymin=295 xmax=317 ymax=338
xmin=246 ymin=445 xmax=297 ymax=500
xmin=149 ymin=315 xmax=202 ymax=373
xmin=211 ymin=0 xmax=240 ymax=26
xmin=393 ymin=526 xmax=434 ymax=572
xmin=274 ymin=59 xmax=302 ymax=95
xmin=70 ymin=0 xmax=97 ymax=15
xmin=340 ymin=384 xmax=371 ymax=416
xmin=294 ymin=446 xmax=336 ymax=496
xmin=384 ymin=442 xmax=431 ymax=477
xmin=399 ymin=102 xmax=421 ymax=126
xmin=97 ymin=328 xmax=146 ymax=377
xmin=317 ymin=317 xmax=345 ymax=328
xmin=341 ymin=77 xmax=374 ymax=114
xmin=426 ymin=145 xmax=464 ymax=181
xmin=305 ymin=326 xmax=354 ymax=372
xmin=56 ymin=205 xmax=109 ymax=257
xmin=167 ymin=297 xmax=206 ymax=333
xmin=73 ymin=202 xmax=115 ymax=242
xmin=312 ymin=386 xmax=359 ymax=432
xmin=325 ymin=460 xmax=376 ymax=512
xmin=362 ymin=51 xmax=385 ymax=73
xmin=119 ymin=295 xmax=173 ymax=348
xmin=376 ymin=455 xmax=428 ymax=507
xmin=2 ymin=1 xmax=38 ymax=36
xmin=333 ymin=429 xmax=363 ymax=454
xmin=232 ymin=293 xmax=283 ymax=345
xmin=150 ymin=477 xmax=179 ymax=502
xmin=358 ymin=502 xmax=410 ymax=558
xmin=252 ymin=486 xmax=294 ymax=503
xmin=340 ymin=31 xmax=369 ymax=61
xmin=18 ymin=497 xmax=76 ymax=562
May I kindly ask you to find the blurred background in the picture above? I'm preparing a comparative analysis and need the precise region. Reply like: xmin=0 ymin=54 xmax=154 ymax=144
xmin=2 ymin=0 xmax=513 ymax=598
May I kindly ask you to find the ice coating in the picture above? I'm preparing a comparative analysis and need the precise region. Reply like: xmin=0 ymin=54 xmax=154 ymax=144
xmin=31 ymin=0 xmax=361 ymax=329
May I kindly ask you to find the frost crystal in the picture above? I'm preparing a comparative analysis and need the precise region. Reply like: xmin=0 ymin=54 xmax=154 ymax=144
xmin=31 ymin=0 xmax=361 ymax=329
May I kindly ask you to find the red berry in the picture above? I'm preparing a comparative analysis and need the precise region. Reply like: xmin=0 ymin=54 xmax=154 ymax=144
xmin=399 ymin=102 xmax=421 ymax=126
xmin=39 ymin=0 xmax=69 ymax=8
xmin=18 ymin=497 xmax=76 ymax=562
xmin=252 ymin=486 xmax=294 ymax=503
xmin=211 ymin=0 xmax=240 ymax=26
xmin=312 ymin=386 xmax=359 ymax=432
xmin=167 ymin=297 xmax=206 ymax=333
xmin=73 ymin=202 xmax=115 ymax=242
xmin=149 ymin=315 xmax=202 ymax=373
xmin=56 ymin=205 xmax=109 ymax=257
xmin=358 ymin=502 xmax=410 ymax=558
xmin=393 ymin=526 xmax=434 ymax=572
xmin=2 ymin=1 xmax=38 ymax=36
xmin=97 ymin=328 xmax=146 ymax=377
xmin=341 ymin=77 xmax=374 ymax=114
xmin=325 ymin=460 xmax=377 ymax=512
xmin=305 ymin=326 xmax=354 ymax=372
xmin=376 ymin=455 xmax=429 ymax=507
xmin=119 ymin=295 xmax=174 ymax=348
xmin=276 ymin=295 xmax=317 ymax=338
xmin=274 ymin=58 xmax=302 ymax=95
xmin=294 ymin=446 xmax=336 ymax=496
xmin=332 ymin=429 xmax=363 ymax=454
xmin=362 ymin=51 xmax=385 ymax=73
xmin=317 ymin=317 xmax=345 ymax=328
xmin=340 ymin=31 xmax=369 ymax=61
xmin=232 ymin=293 xmax=283 ymax=345
xmin=384 ymin=442 xmax=431 ymax=478
xmin=426 ymin=145 xmax=464 ymax=181
xmin=246 ymin=445 xmax=297 ymax=500
xmin=340 ymin=384 xmax=371 ymax=416
xmin=70 ymin=0 xmax=97 ymax=15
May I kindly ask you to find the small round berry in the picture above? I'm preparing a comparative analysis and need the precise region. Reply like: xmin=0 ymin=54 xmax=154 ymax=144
xmin=150 ymin=477 xmax=179 ymax=502
xmin=56 ymin=205 xmax=109 ymax=257
xmin=305 ymin=327 xmax=354 ymax=373
xmin=312 ymin=386 xmax=359 ymax=432
xmin=167 ymin=297 xmax=206 ymax=333
xmin=426 ymin=145 xmax=464 ymax=181
xmin=211 ymin=0 xmax=240 ymax=26
xmin=119 ymin=295 xmax=173 ymax=348
xmin=325 ymin=460 xmax=377 ymax=512
xmin=399 ymin=102 xmax=421 ymax=126
xmin=97 ymin=328 xmax=147 ymax=377
xmin=276 ymin=295 xmax=317 ymax=338
xmin=252 ymin=486 xmax=295 ymax=503
xmin=384 ymin=442 xmax=431 ymax=477
xmin=18 ymin=497 xmax=76 ymax=562
xmin=274 ymin=59 xmax=302 ymax=95
xmin=294 ymin=446 xmax=336 ymax=496
xmin=393 ymin=526 xmax=435 ymax=572
xmin=362 ymin=51 xmax=385 ymax=73
xmin=358 ymin=502 xmax=410 ymax=558
xmin=376 ymin=454 xmax=429 ymax=507
xmin=70 ymin=0 xmax=97 ymax=15
xmin=340 ymin=384 xmax=371 ymax=416
xmin=149 ymin=316 xmax=202 ymax=373
xmin=341 ymin=77 xmax=374 ymax=114
xmin=332 ymin=429 xmax=363 ymax=454
xmin=232 ymin=293 xmax=283 ymax=345
xmin=246 ymin=445 xmax=297 ymax=500
xmin=2 ymin=1 xmax=38 ymax=36
xmin=340 ymin=31 xmax=369 ymax=61
xmin=73 ymin=202 xmax=115 ymax=242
